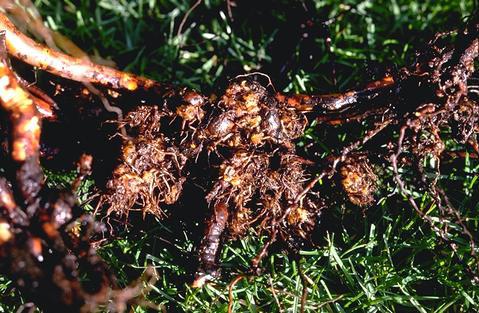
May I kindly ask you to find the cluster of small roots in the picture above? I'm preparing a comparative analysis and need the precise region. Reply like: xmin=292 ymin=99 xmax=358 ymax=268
xmin=101 ymin=106 xmax=186 ymax=218
xmin=101 ymin=78 xmax=322 ymax=286
xmin=199 ymin=79 xmax=307 ymax=150
xmin=1 ymin=2 xmax=479 ymax=311
xmin=99 ymin=14 xmax=479 ymax=288
xmin=339 ymin=154 xmax=377 ymax=207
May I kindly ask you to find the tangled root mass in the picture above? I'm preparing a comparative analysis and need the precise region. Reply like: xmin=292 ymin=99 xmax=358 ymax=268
xmin=1 ymin=5 xmax=479 ymax=312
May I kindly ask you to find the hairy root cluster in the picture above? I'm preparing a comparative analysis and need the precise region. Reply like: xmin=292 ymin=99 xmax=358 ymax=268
xmin=0 ymin=3 xmax=479 ymax=312
xmin=339 ymin=154 xmax=377 ymax=207
xmin=101 ymin=106 xmax=186 ymax=218
xmin=61 ymin=13 xmax=479 ymax=289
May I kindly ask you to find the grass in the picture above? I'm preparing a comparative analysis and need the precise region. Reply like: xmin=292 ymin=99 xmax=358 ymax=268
xmin=1 ymin=0 xmax=479 ymax=312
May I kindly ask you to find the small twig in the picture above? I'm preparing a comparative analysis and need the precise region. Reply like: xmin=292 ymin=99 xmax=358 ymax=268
xmin=316 ymin=295 xmax=345 ymax=310
xmin=268 ymin=275 xmax=284 ymax=313
xmin=227 ymin=274 xmax=246 ymax=313
xmin=177 ymin=0 xmax=202 ymax=41
xmin=226 ymin=0 xmax=234 ymax=20
xmin=297 ymin=258 xmax=309 ymax=313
